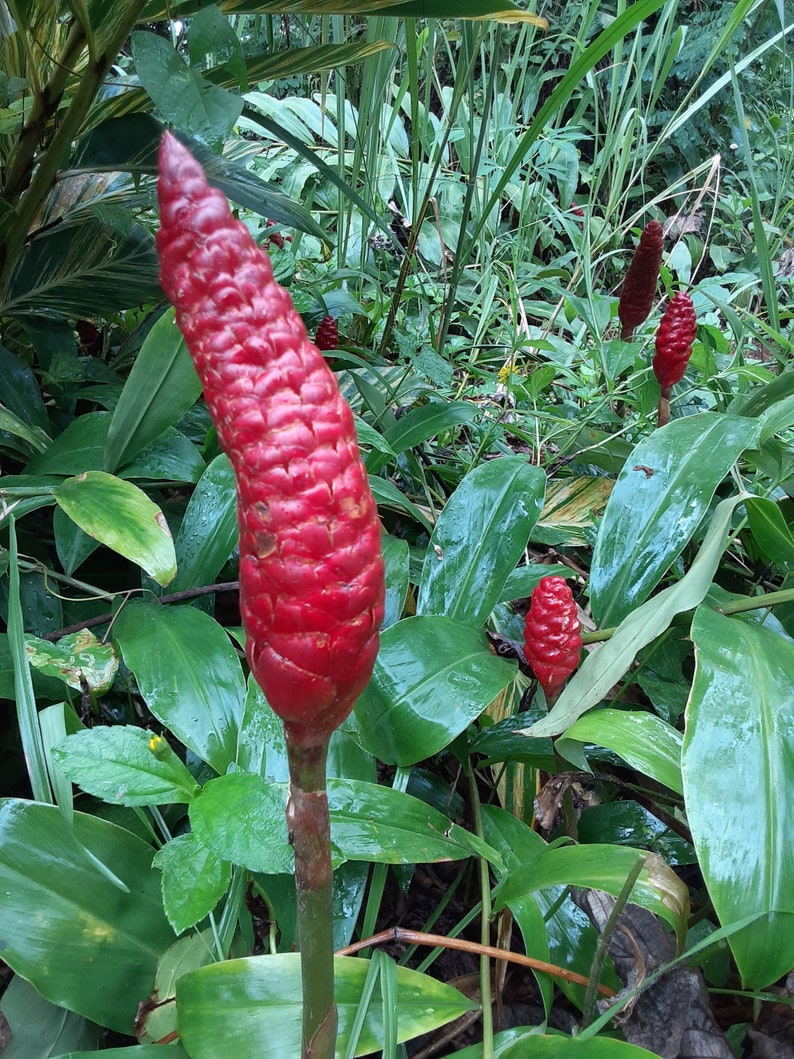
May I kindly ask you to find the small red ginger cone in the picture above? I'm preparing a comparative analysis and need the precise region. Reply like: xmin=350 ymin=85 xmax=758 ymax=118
xmin=618 ymin=219 xmax=664 ymax=340
xmin=653 ymin=291 xmax=697 ymax=427
xmin=523 ymin=576 xmax=582 ymax=701
xmin=314 ymin=315 xmax=339 ymax=351
xmin=156 ymin=132 xmax=385 ymax=745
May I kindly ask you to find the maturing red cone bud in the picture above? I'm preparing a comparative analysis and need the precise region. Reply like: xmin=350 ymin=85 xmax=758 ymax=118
xmin=652 ymin=291 xmax=697 ymax=391
xmin=156 ymin=132 xmax=385 ymax=744
xmin=523 ymin=576 xmax=582 ymax=700
xmin=314 ymin=315 xmax=339 ymax=351
xmin=618 ymin=219 xmax=664 ymax=340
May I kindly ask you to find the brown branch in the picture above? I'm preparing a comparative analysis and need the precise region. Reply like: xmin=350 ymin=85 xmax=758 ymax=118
xmin=43 ymin=581 xmax=240 ymax=641
xmin=335 ymin=927 xmax=616 ymax=998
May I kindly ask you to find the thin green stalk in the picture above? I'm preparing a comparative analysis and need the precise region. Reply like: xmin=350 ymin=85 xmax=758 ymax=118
xmin=580 ymin=854 xmax=647 ymax=1029
xmin=286 ymin=733 xmax=337 ymax=1059
xmin=466 ymin=762 xmax=493 ymax=1059
xmin=719 ymin=587 xmax=794 ymax=615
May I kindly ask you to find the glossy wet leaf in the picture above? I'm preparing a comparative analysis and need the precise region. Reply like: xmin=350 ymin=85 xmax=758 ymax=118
xmin=493 ymin=844 xmax=689 ymax=948
xmin=0 ymin=974 xmax=100 ymax=1057
xmin=684 ymin=606 xmax=794 ymax=987
xmin=104 ymin=307 xmax=202 ymax=473
xmin=135 ymin=931 xmax=215 ymax=1045
xmin=113 ymin=601 xmax=245 ymax=774
xmin=526 ymin=493 xmax=747 ymax=738
xmin=189 ymin=772 xmax=293 ymax=874
xmin=354 ymin=615 xmax=516 ymax=765
xmin=589 ymin=413 xmax=759 ymax=626
xmin=417 ymin=457 xmax=546 ymax=627
xmin=327 ymin=778 xmax=499 ymax=865
xmin=557 ymin=709 xmax=683 ymax=794
xmin=53 ymin=726 xmax=201 ymax=806
xmin=52 ymin=471 xmax=176 ymax=587
xmin=176 ymin=954 xmax=475 ymax=1059
xmin=381 ymin=533 xmax=410 ymax=628
xmin=0 ymin=800 xmax=174 ymax=1034
xmin=154 ymin=833 xmax=232 ymax=933
xmin=170 ymin=454 xmax=237 ymax=592
xmin=745 ymin=496 xmax=794 ymax=571
xmin=499 ymin=1036 xmax=661 ymax=1057
xmin=54 ymin=1048 xmax=189 ymax=1059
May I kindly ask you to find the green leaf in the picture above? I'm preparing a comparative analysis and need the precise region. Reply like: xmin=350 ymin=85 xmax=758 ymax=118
xmin=589 ymin=413 xmax=760 ymax=626
xmin=745 ymin=496 xmax=794 ymax=571
xmin=417 ymin=457 xmax=546 ymax=627
xmin=54 ymin=1048 xmax=189 ymax=1059
xmin=132 ymin=31 xmax=242 ymax=148
xmin=0 ymin=403 xmax=49 ymax=452
xmin=53 ymin=726 xmax=201 ymax=806
xmin=1 ymin=218 xmax=161 ymax=319
xmin=526 ymin=493 xmax=749 ymax=738
xmin=500 ymin=1036 xmax=662 ymax=1057
xmin=170 ymin=454 xmax=237 ymax=593
xmin=52 ymin=471 xmax=176 ymax=587
xmin=176 ymin=954 xmax=475 ymax=1059
xmin=0 ymin=800 xmax=175 ymax=1034
xmin=104 ymin=307 xmax=201 ymax=474
xmin=557 ymin=710 xmax=683 ymax=795
xmin=135 ymin=932 xmax=215 ymax=1046
xmin=113 ymin=601 xmax=245 ymax=774
xmin=53 ymin=506 xmax=100 ymax=574
xmin=354 ymin=615 xmax=516 ymax=766
xmin=368 ymin=475 xmax=433 ymax=533
xmin=189 ymin=772 xmax=293 ymax=874
xmin=327 ymin=778 xmax=498 ymax=866
xmin=154 ymin=833 xmax=232 ymax=934
xmin=493 ymin=844 xmax=689 ymax=948
xmin=382 ymin=399 xmax=478 ymax=455
xmin=684 ymin=606 xmax=794 ymax=987
xmin=0 ymin=974 xmax=100 ymax=1058
xmin=381 ymin=533 xmax=409 ymax=628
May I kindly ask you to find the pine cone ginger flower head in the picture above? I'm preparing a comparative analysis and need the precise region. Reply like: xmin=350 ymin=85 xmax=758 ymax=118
xmin=156 ymin=132 xmax=385 ymax=744
xmin=523 ymin=576 xmax=582 ymax=701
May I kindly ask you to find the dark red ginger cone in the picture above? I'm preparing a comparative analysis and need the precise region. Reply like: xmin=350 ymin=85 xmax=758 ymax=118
xmin=618 ymin=219 xmax=664 ymax=340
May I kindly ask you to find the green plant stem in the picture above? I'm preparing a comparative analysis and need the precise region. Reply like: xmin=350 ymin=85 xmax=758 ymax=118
xmin=719 ymin=587 xmax=794 ymax=615
xmin=285 ymin=732 xmax=337 ymax=1059
xmin=466 ymin=762 xmax=493 ymax=1059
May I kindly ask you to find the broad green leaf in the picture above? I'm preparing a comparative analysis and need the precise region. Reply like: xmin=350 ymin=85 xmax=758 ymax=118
xmin=684 ymin=606 xmax=794 ymax=987
xmin=188 ymin=3 xmax=247 ymax=88
xmin=27 ymin=412 xmax=110 ymax=475
xmin=368 ymin=475 xmax=433 ymax=533
xmin=0 ymin=974 xmax=100 ymax=1058
xmin=0 ymin=218 xmax=161 ymax=319
xmin=381 ymin=533 xmax=409 ymax=628
xmin=355 ymin=615 xmax=516 ymax=765
xmin=53 ymin=726 xmax=201 ymax=806
xmin=176 ymin=954 xmax=475 ymax=1059
xmin=745 ymin=496 xmax=794 ymax=571
xmin=135 ymin=931 xmax=215 ymax=1045
xmin=0 ymin=800 xmax=175 ymax=1034
xmin=143 ymin=0 xmax=539 ymax=20
xmin=327 ymin=778 xmax=499 ymax=866
xmin=105 ymin=307 xmax=202 ymax=473
xmin=500 ymin=563 xmax=571 ymax=603
xmin=25 ymin=629 xmax=118 ymax=694
xmin=589 ymin=413 xmax=759 ymax=626
xmin=113 ymin=601 xmax=245 ymax=774
xmin=500 ymin=1036 xmax=661 ymax=1057
xmin=132 ymin=31 xmax=242 ymax=148
xmin=557 ymin=710 xmax=683 ymax=794
xmin=526 ymin=493 xmax=748 ymax=738
xmin=0 ymin=342 xmax=48 ymax=431
xmin=53 ymin=506 xmax=100 ymax=574
xmin=154 ymin=833 xmax=232 ymax=934
xmin=52 ymin=471 xmax=176 ymax=587
xmin=382 ymin=399 xmax=478 ymax=455
xmin=493 ymin=844 xmax=689 ymax=948
xmin=189 ymin=772 xmax=293 ymax=874
xmin=417 ymin=457 xmax=546 ymax=627
xmin=170 ymin=454 xmax=237 ymax=593
xmin=0 ymin=403 xmax=49 ymax=452
xmin=54 ymin=1049 xmax=189 ymax=1059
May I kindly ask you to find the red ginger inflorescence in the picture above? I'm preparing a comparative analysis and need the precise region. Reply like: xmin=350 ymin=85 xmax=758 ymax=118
xmin=523 ymin=576 xmax=582 ymax=701
xmin=652 ymin=290 xmax=697 ymax=391
xmin=618 ymin=219 xmax=664 ymax=340
xmin=156 ymin=132 xmax=385 ymax=744
xmin=314 ymin=315 xmax=339 ymax=352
